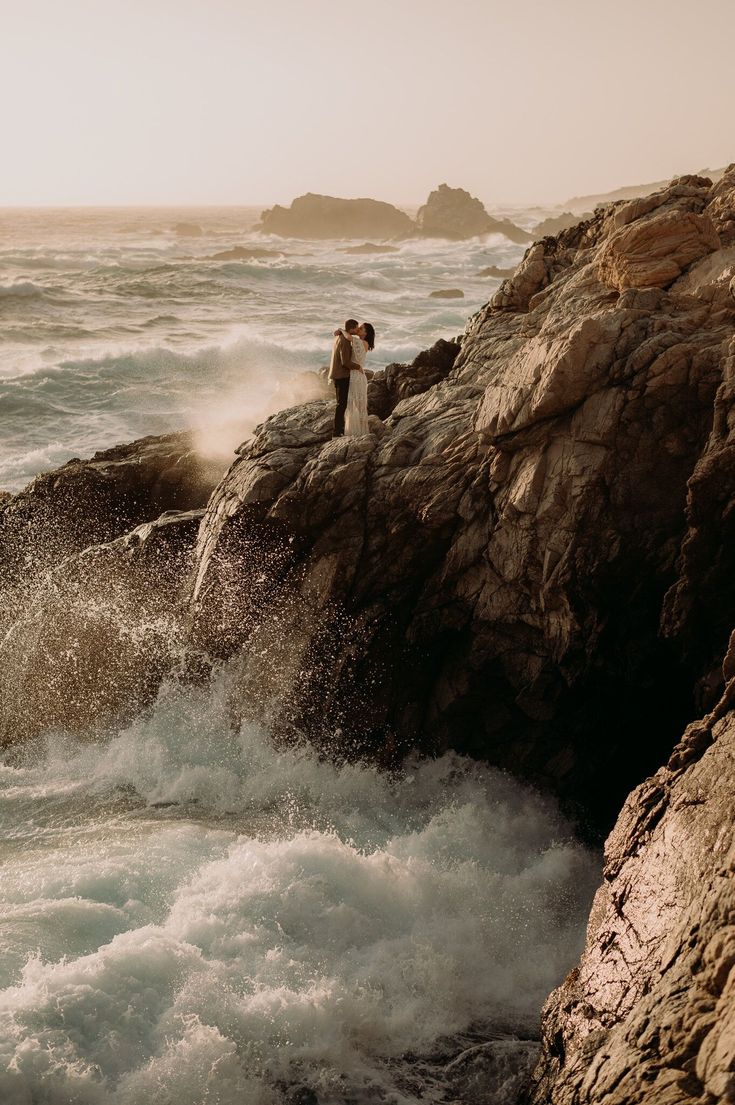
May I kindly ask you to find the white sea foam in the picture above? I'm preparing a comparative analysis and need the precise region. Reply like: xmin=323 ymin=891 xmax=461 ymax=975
xmin=0 ymin=675 xmax=599 ymax=1104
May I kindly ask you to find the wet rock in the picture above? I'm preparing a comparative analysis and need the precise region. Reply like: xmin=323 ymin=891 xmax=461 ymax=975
xmin=530 ymin=673 xmax=735 ymax=1105
xmin=445 ymin=1038 xmax=541 ymax=1104
xmin=0 ymin=432 xmax=222 ymax=591
xmin=0 ymin=509 xmax=204 ymax=745
xmin=430 ymin=288 xmax=465 ymax=298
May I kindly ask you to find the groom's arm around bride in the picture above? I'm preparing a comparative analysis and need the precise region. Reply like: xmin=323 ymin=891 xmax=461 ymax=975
xmin=328 ymin=318 xmax=361 ymax=438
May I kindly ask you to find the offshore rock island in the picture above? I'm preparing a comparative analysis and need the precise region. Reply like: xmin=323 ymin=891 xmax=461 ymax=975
xmin=2 ymin=167 xmax=735 ymax=1103
xmin=257 ymin=182 xmax=533 ymax=242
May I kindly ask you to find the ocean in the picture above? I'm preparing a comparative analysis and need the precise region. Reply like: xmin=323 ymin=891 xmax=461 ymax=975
xmin=0 ymin=206 xmax=599 ymax=1104
xmin=0 ymin=205 xmax=529 ymax=492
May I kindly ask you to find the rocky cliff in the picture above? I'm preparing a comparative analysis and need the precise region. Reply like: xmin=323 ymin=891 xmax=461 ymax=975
xmin=3 ymin=167 xmax=735 ymax=1104
xmin=192 ymin=169 xmax=735 ymax=833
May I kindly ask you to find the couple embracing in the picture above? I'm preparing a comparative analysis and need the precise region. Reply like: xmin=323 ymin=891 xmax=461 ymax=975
xmin=328 ymin=319 xmax=376 ymax=438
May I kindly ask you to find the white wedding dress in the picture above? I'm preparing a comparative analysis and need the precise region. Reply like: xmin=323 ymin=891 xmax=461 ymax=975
xmin=345 ymin=334 xmax=370 ymax=437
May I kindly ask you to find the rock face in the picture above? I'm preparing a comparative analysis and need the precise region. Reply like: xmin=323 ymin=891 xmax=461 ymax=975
xmin=529 ymin=654 xmax=735 ymax=1105
xmin=190 ymin=169 xmax=735 ymax=834
xmin=257 ymin=193 xmax=415 ymax=239
xmin=0 ymin=434 xmax=223 ymax=745
xmin=416 ymin=183 xmax=532 ymax=243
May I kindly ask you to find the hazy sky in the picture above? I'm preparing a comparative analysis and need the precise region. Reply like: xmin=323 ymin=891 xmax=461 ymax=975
xmin=2 ymin=0 xmax=733 ymax=207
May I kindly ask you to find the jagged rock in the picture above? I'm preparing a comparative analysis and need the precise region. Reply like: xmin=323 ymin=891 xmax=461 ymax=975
xmin=598 ymin=209 xmax=720 ymax=290
xmin=257 ymin=193 xmax=415 ymax=239
xmin=0 ymin=435 xmax=223 ymax=745
xmin=529 ymin=657 xmax=735 ymax=1105
xmin=416 ymin=183 xmax=532 ymax=243
xmin=189 ymin=172 xmax=735 ymax=829
xmin=430 ymin=288 xmax=465 ymax=298
xmin=0 ymin=432 xmax=222 ymax=591
xmin=446 ymin=1038 xmax=541 ymax=1104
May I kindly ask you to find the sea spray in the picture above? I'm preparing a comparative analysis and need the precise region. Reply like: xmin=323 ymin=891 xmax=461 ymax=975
xmin=0 ymin=672 xmax=600 ymax=1104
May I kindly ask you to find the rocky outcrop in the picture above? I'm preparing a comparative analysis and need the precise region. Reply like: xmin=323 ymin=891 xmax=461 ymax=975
xmin=0 ymin=432 xmax=221 ymax=592
xmin=532 ymin=211 xmax=590 ymax=236
xmin=0 ymin=434 xmax=223 ymax=745
xmin=257 ymin=193 xmax=415 ymax=240
xmin=189 ymin=168 xmax=735 ymax=831
xmin=257 ymin=185 xmax=531 ymax=243
xmin=416 ymin=183 xmax=532 ymax=243
xmin=430 ymin=288 xmax=465 ymax=298
xmin=529 ymin=651 xmax=735 ymax=1105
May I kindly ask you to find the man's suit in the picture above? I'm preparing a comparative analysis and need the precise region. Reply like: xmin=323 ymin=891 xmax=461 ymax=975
xmin=328 ymin=332 xmax=360 ymax=437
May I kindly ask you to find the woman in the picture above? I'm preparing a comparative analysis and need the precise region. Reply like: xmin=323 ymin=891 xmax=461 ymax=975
xmin=344 ymin=322 xmax=375 ymax=437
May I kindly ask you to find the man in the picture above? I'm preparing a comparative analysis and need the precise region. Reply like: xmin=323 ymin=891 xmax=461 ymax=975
xmin=328 ymin=318 xmax=361 ymax=437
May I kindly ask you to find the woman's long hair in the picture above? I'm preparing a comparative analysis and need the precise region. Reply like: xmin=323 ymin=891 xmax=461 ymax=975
xmin=363 ymin=322 xmax=376 ymax=351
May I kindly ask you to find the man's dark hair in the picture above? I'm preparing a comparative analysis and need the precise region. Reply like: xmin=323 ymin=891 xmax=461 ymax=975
xmin=344 ymin=319 xmax=359 ymax=331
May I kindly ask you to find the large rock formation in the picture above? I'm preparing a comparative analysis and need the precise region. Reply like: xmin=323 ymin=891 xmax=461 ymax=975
xmin=190 ymin=169 xmax=735 ymax=834
xmin=256 ymin=185 xmax=531 ymax=242
xmin=257 ymin=193 xmax=415 ymax=239
xmin=0 ymin=434 xmax=223 ymax=745
xmin=416 ymin=183 xmax=532 ymax=243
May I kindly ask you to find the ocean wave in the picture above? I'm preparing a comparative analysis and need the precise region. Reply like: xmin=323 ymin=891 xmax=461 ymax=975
xmin=0 ymin=673 xmax=599 ymax=1104
xmin=0 ymin=280 xmax=46 ymax=299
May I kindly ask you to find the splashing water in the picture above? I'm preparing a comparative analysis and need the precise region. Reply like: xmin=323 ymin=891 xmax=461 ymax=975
xmin=0 ymin=672 xmax=599 ymax=1104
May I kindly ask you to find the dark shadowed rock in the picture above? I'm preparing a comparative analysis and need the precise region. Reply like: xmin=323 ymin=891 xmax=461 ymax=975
xmin=430 ymin=288 xmax=465 ymax=298
xmin=0 ymin=432 xmax=223 ymax=590
xmin=0 ymin=507 xmax=205 ymax=746
xmin=529 ymin=646 xmax=735 ymax=1105
xmin=0 ymin=435 xmax=224 ymax=745
xmin=257 ymin=193 xmax=415 ymax=240
xmin=416 ymin=183 xmax=532 ymax=243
